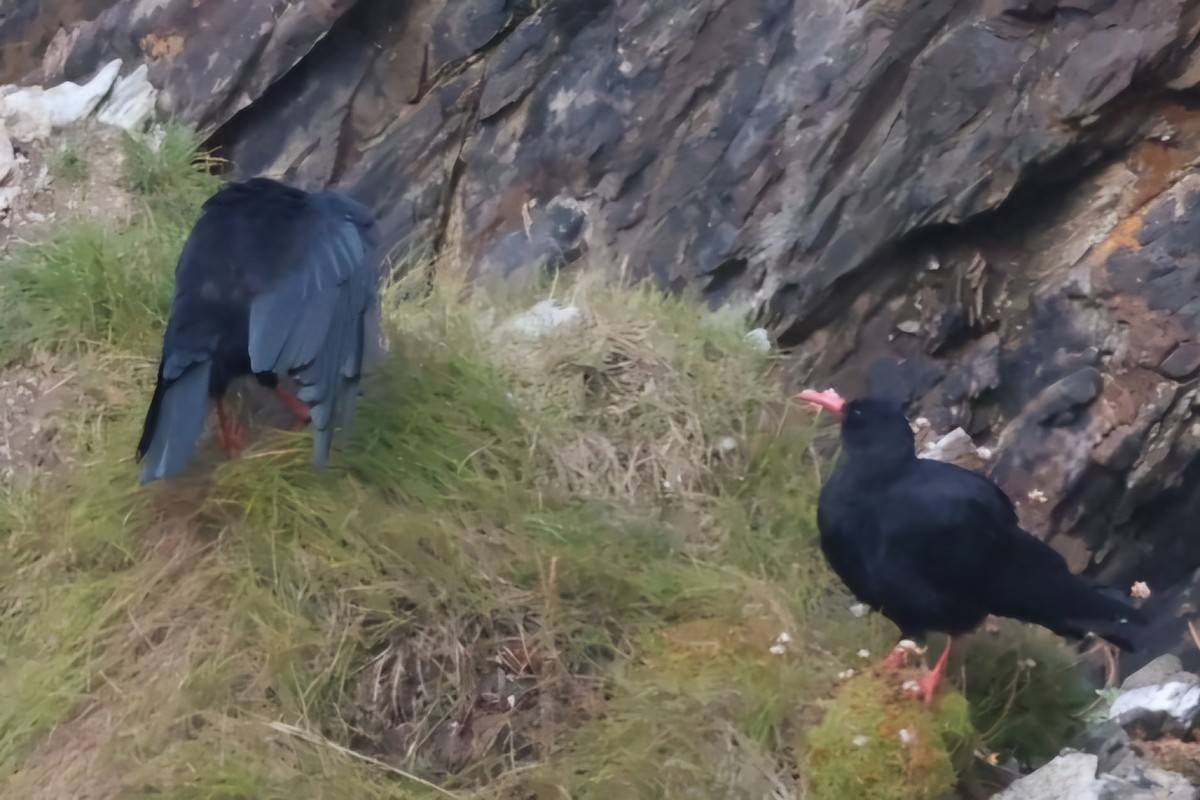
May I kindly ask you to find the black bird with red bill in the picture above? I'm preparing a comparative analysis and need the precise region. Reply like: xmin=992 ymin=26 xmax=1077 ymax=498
xmin=794 ymin=388 xmax=1147 ymax=702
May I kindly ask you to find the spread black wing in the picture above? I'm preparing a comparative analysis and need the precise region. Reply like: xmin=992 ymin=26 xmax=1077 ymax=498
xmin=136 ymin=179 xmax=380 ymax=483
xmin=245 ymin=189 xmax=380 ymax=468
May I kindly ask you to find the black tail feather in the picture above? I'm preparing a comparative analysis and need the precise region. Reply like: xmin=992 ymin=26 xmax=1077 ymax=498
xmin=136 ymin=368 xmax=170 ymax=463
xmin=137 ymin=362 xmax=213 ymax=484
xmin=988 ymin=532 xmax=1149 ymax=652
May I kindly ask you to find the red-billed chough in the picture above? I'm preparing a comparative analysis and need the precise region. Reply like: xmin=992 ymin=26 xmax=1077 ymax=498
xmin=136 ymin=177 xmax=381 ymax=484
xmin=795 ymin=388 xmax=1147 ymax=702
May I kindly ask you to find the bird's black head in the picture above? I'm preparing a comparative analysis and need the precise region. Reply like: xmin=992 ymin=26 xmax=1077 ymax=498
xmin=793 ymin=389 xmax=916 ymax=463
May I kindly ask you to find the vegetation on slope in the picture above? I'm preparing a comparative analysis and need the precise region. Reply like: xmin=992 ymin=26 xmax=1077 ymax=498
xmin=0 ymin=125 xmax=1099 ymax=800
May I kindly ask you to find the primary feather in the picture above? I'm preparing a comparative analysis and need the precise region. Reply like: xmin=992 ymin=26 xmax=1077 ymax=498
xmin=136 ymin=177 xmax=381 ymax=483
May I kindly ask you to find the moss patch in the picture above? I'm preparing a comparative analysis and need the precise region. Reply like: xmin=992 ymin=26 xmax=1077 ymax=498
xmin=806 ymin=672 xmax=977 ymax=800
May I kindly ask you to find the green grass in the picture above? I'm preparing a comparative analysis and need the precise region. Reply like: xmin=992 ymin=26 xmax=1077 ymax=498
xmin=0 ymin=126 xmax=1100 ymax=799
xmin=50 ymin=135 xmax=91 ymax=184
xmin=0 ymin=125 xmax=218 ymax=362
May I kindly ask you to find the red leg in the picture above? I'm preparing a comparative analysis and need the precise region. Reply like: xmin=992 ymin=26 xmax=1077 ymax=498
xmin=214 ymin=398 xmax=246 ymax=456
xmin=274 ymin=386 xmax=312 ymax=430
xmin=917 ymin=638 xmax=955 ymax=704
xmin=876 ymin=639 xmax=922 ymax=672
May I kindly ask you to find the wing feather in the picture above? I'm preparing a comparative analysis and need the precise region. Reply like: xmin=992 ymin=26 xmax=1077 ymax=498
xmin=245 ymin=192 xmax=379 ymax=467
xmin=138 ymin=360 xmax=213 ymax=483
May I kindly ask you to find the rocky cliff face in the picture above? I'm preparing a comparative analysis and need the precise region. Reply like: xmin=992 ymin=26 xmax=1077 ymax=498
xmin=9 ymin=0 xmax=1200 ymax=669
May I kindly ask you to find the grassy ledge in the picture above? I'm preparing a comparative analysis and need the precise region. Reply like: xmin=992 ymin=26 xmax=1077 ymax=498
xmin=0 ymin=125 xmax=1098 ymax=799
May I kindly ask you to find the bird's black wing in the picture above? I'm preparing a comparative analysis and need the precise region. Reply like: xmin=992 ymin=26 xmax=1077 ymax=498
xmin=879 ymin=459 xmax=1145 ymax=649
xmin=877 ymin=458 xmax=1018 ymax=583
xmin=866 ymin=461 xmax=1016 ymax=633
xmin=136 ymin=228 xmax=228 ymax=483
xmin=817 ymin=498 xmax=886 ymax=611
xmin=245 ymin=190 xmax=380 ymax=467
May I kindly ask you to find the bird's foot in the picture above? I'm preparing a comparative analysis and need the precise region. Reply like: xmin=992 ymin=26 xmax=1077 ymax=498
xmin=214 ymin=401 xmax=247 ymax=457
xmin=916 ymin=668 xmax=944 ymax=704
xmin=908 ymin=638 xmax=954 ymax=704
xmin=215 ymin=418 xmax=247 ymax=456
xmin=274 ymin=387 xmax=312 ymax=431
xmin=876 ymin=639 xmax=923 ymax=672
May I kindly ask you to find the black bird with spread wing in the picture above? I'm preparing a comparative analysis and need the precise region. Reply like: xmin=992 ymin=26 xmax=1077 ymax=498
xmin=136 ymin=177 xmax=381 ymax=484
xmin=795 ymin=388 xmax=1147 ymax=702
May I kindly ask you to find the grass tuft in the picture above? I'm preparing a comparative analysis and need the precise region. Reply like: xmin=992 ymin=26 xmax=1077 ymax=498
xmin=0 ymin=125 xmax=219 ymax=363
xmin=122 ymin=123 xmax=222 ymax=208
xmin=50 ymin=135 xmax=91 ymax=184
xmin=958 ymin=623 xmax=1098 ymax=769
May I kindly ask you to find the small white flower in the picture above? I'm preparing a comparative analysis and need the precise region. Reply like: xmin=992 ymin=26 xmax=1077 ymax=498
xmin=857 ymin=649 xmax=871 ymax=659
xmin=852 ymin=735 xmax=869 ymax=748
xmin=898 ymin=728 xmax=916 ymax=746
xmin=1027 ymin=489 xmax=1047 ymax=504
xmin=850 ymin=603 xmax=870 ymax=618
xmin=1019 ymin=658 xmax=1037 ymax=670
xmin=902 ymin=680 xmax=921 ymax=695
xmin=769 ymin=643 xmax=787 ymax=656
xmin=837 ymin=669 xmax=856 ymax=681
xmin=777 ymin=632 xmax=792 ymax=644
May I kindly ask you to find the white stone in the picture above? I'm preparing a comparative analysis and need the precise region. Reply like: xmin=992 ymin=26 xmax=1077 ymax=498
xmin=918 ymin=427 xmax=979 ymax=463
xmin=994 ymin=752 xmax=1104 ymax=800
xmin=0 ymin=59 xmax=123 ymax=141
xmin=744 ymin=327 xmax=771 ymax=353
xmin=0 ymin=186 xmax=20 ymax=218
xmin=995 ymin=749 xmax=1197 ymax=800
xmin=95 ymin=64 xmax=158 ymax=132
xmin=0 ymin=120 xmax=14 ymax=184
xmin=498 ymin=299 xmax=583 ymax=339
xmin=1109 ymin=681 xmax=1200 ymax=728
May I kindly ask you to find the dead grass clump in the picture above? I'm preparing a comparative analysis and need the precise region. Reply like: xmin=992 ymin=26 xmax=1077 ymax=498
xmin=480 ymin=278 xmax=781 ymax=511
xmin=350 ymin=603 xmax=606 ymax=783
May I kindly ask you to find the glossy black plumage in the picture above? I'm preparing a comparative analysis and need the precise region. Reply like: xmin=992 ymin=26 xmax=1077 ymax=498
xmin=136 ymin=177 xmax=381 ymax=484
xmin=811 ymin=395 xmax=1147 ymax=651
